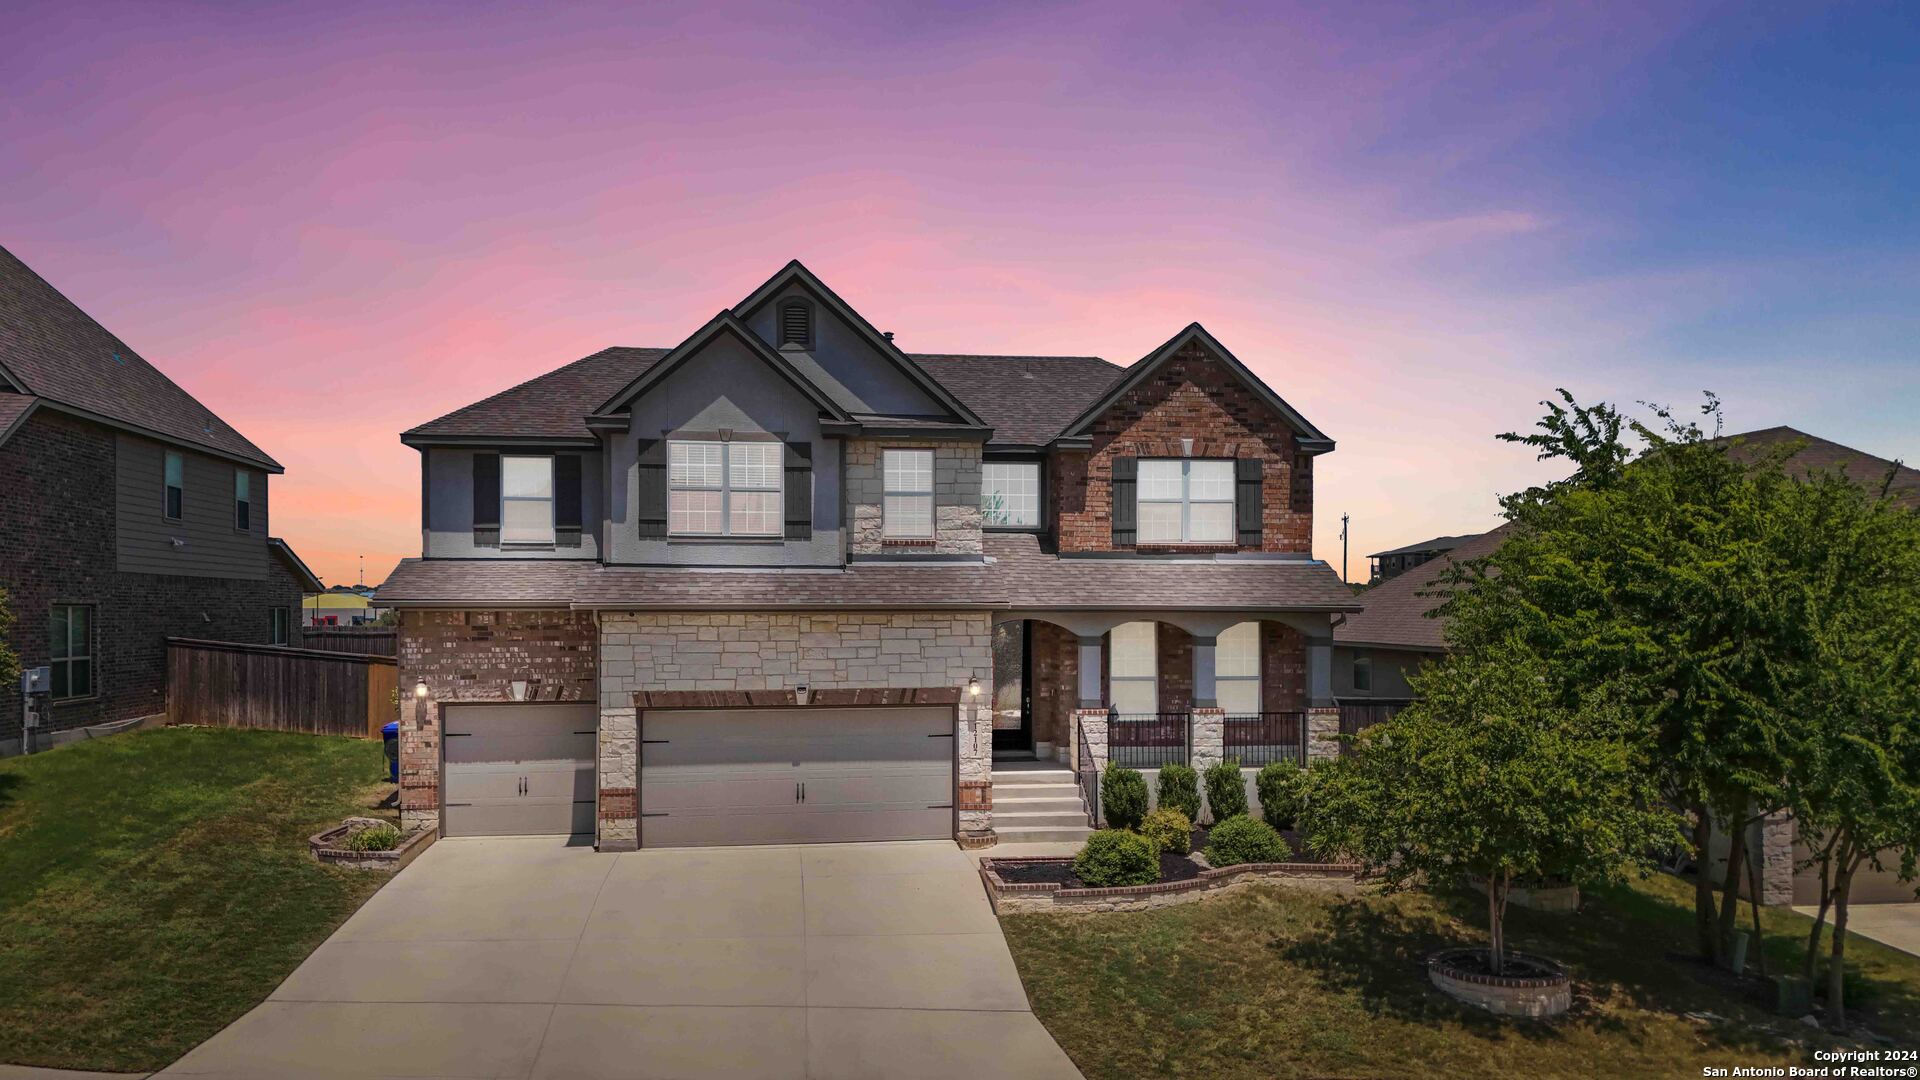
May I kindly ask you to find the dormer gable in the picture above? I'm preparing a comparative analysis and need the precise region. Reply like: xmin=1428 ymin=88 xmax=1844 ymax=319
xmin=591 ymin=310 xmax=854 ymax=425
xmin=1057 ymin=322 xmax=1333 ymax=455
xmin=732 ymin=261 xmax=989 ymax=429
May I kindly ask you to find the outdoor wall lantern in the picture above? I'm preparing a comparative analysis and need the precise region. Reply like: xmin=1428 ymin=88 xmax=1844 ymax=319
xmin=509 ymin=680 xmax=529 ymax=701
xmin=413 ymin=681 xmax=429 ymax=700
xmin=968 ymin=676 xmax=981 ymax=698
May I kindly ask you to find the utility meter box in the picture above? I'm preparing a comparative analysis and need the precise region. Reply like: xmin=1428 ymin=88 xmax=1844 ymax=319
xmin=21 ymin=666 xmax=50 ymax=695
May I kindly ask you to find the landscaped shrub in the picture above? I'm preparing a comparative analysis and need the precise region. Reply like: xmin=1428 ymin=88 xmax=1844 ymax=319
xmin=1256 ymin=760 xmax=1307 ymax=830
xmin=1072 ymin=829 xmax=1159 ymax=887
xmin=1204 ymin=815 xmax=1290 ymax=867
xmin=343 ymin=824 xmax=402 ymax=852
xmin=1101 ymin=765 xmax=1149 ymax=830
xmin=1155 ymin=762 xmax=1201 ymax=820
xmin=1140 ymin=807 xmax=1192 ymax=855
xmin=1203 ymin=757 xmax=1248 ymax=821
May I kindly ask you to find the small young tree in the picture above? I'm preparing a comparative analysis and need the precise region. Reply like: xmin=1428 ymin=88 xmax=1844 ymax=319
xmin=1301 ymin=642 xmax=1681 ymax=975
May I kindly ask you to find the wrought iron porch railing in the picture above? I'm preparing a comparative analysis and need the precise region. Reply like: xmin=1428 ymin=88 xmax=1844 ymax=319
xmin=1336 ymin=698 xmax=1414 ymax=755
xmin=1108 ymin=711 xmax=1191 ymax=769
xmin=1221 ymin=711 xmax=1307 ymax=767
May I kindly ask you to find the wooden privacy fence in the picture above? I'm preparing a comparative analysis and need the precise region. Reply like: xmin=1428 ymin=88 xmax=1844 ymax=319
xmin=300 ymin=628 xmax=398 ymax=657
xmin=167 ymin=638 xmax=398 ymax=738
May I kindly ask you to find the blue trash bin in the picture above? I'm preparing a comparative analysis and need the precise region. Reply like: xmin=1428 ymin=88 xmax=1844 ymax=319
xmin=382 ymin=721 xmax=399 ymax=783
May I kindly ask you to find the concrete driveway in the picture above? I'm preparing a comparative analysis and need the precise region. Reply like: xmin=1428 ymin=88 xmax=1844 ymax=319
xmin=159 ymin=837 xmax=1081 ymax=1080
xmin=1796 ymin=902 xmax=1920 ymax=959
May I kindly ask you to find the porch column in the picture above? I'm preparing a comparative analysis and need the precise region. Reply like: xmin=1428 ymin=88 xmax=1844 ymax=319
xmin=1188 ymin=634 xmax=1225 ymax=783
xmin=1305 ymin=632 xmax=1341 ymax=761
xmin=1076 ymin=635 xmax=1103 ymax=708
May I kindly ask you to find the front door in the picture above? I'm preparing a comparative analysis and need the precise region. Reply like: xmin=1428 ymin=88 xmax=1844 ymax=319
xmin=991 ymin=619 xmax=1033 ymax=752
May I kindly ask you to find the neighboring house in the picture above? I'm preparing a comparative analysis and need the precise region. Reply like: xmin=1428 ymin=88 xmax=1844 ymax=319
xmin=1335 ymin=426 xmax=1919 ymax=905
xmin=303 ymin=589 xmax=390 ymax=627
xmin=0 ymin=244 xmax=321 ymax=755
xmin=377 ymin=260 xmax=1359 ymax=849
xmin=1366 ymin=533 xmax=1477 ymax=584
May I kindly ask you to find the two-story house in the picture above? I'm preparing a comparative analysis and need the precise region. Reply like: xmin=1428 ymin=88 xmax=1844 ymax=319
xmin=378 ymin=261 xmax=1359 ymax=850
xmin=0 ymin=244 xmax=321 ymax=755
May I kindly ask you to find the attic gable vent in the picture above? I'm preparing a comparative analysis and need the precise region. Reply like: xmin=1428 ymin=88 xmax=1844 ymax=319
xmin=779 ymin=299 xmax=813 ymax=349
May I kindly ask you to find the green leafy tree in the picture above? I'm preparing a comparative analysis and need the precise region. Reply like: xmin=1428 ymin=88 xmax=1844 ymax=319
xmin=1768 ymin=467 xmax=1920 ymax=1029
xmin=1439 ymin=391 xmax=1803 ymax=963
xmin=0 ymin=587 xmax=16 ymax=689
xmin=1301 ymin=642 xmax=1681 ymax=975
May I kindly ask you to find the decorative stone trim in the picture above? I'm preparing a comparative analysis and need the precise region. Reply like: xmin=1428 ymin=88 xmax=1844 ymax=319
xmin=599 ymin=787 xmax=637 ymax=820
xmin=632 ymin=687 xmax=964 ymax=709
xmin=957 ymin=780 xmax=991 ymax=812
xmin=1306 ymin=706 xmax=1341 ymax=761
xmin=1427 ymin=948 xmax=1572 ymax=1018
xmin=955 ymin=831 xmax=998 ymax=850
xmin=308 ymin=819 xmax=436 ymax=873
xmin=978 ymin=856 xmax=1364 ymax=914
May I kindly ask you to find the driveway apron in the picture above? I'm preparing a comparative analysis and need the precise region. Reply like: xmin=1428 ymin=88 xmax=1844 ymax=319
xmin=157 ymin=837 xmax=1081 ymax=1079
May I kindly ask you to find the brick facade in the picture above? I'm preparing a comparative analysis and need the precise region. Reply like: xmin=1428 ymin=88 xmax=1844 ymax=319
xmin=395 ymin=608 xmax=597 ymax=829
xmin=0 ymin=410 xmax=305 ymax=750
xmin=845 ymin=438 xmax=983 ymax=555
xmin=1051 ymin=339 xmax=1312 ymax=554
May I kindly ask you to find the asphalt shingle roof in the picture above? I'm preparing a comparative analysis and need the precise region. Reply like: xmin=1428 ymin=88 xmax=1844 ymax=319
xmin=986 ymin=534 xmax=1360 ymax=611
xmin=375 ymin=560 xmax=593 ymax=605
xmin=1729 ymin=426 xmax=1918 ymax=509
xmin=402 ymin=347 xmax=1126 ymax=447
xmin=1334 ymin=527 xmax=1508 ymax=651
xmin=0 ymin=244 xmax=279 ymax=468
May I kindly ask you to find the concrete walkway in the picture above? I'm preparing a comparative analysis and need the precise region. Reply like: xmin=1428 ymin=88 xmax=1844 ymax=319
xmin=1794 ymin=902 xmax=1920 ymax=959
xmin=157 ymin=837 xmax=1081 ymax=1079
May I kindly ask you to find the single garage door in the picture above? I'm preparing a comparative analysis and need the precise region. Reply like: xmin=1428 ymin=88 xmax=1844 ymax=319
xmin=640 ymin=706 xmax=953 ymax=847
xmin=443 ymin=703 xmax=596 ymax=837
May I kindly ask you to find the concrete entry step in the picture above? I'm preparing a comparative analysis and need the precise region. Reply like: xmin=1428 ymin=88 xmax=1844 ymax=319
xmin=995 ymin=825 xmax=1095 ymax=844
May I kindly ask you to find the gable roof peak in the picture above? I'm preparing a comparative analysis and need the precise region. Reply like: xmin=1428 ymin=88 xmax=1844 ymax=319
xmin=591 ymin=307 xmax=854 ymax=422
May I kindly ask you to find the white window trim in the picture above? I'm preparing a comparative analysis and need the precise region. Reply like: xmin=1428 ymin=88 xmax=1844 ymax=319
xmin=1138 ymin=458 xmax=1236 ymax=544
xmin=882 ymin=448 xmax=936 ymax=540
xmin=1109 ymin=621 xmax=1158 ymax=716
xmin=981 ymin=460 xmax=1041 ymax=530
xmin=668 ymin=439 xmax=784 ymax=538
xmin=500 ymin=454 xmax=557 ymax=546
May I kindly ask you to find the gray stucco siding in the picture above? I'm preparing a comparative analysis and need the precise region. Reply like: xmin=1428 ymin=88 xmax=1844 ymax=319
xmin=606 ymin=332 xmax=844 ymax=567
xmin=424 ymin=447 xmax=605 ymax=560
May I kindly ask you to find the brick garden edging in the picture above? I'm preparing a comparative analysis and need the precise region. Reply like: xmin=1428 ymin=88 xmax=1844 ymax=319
xmin=308 ymin=818 xmax=436 ymax=873
xmin=979 ymin=855 xmax=1365 ymax=914
xmin=1426 ymin=947 xmax=1572 ymax=1018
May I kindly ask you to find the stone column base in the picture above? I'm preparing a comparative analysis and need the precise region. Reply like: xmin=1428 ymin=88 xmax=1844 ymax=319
xmin=1190 ymin=707 xmax=1225 ymax=771
xmin=1306 ymin=706 xmax=1342 ymax=762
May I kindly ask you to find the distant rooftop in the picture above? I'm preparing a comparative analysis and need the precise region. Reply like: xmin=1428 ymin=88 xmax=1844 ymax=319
xmin=1367 ymin=534 xmax=1478 ymax=559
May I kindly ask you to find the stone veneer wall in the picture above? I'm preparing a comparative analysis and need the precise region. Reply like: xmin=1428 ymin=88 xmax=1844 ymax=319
xmin=845 ymin=439 xmax=983 ymax=555
xmin=1050 ymin=339 xmax=1313 ymax=554
xmin=597 ymin=610 xmax=995 ymax=848
xmin=395 ymin=609 xmax=597 ymax=830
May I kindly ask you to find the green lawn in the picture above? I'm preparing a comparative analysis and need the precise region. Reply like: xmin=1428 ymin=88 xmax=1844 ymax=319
xmin=1002 ymin=873 xmax=1920 ymax=1079
xmin=0 ymin=726 xmax=396 ymax=1071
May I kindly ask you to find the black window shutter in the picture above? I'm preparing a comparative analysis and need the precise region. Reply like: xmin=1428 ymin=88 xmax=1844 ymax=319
xmin=783 ymin=441 xmax=813 ymax=541
xmin=555 ymin=454 xmax=583 ymax=547
xmin=472 ymin=453 xmax=500 ymax=547
xmin=635 ymin=439 xmax=668 ymax=539
xmin=1235 ymin=458 xmax=1263 ymax=547
xmin=1110 ymin=456 xmax=1137 ymax=547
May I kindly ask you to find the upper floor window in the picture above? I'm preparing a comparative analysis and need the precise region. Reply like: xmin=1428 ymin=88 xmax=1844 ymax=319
xmin=1137 ymin=459 xmax=1234 ymax=544
xmin=669 ymin=441 xmax=782 ymax=536
xmin=1217 ymin=622 xmax=1261 ymax=714
xmin=500 ymin=455 xmax=555 ymax=544
xmin=1109 ymin=621 xmax=1157 ymax=715
xmin=50 ymin=604 xmax=94 ymax=699
xmin=234 ymin=469 xmax=252 ymax=531
xmin=981 ymin=461 xmax=1040 ymax=529
xmin=778 ymin=299 xmax=813 ymax=349
xmin=882 ymin=449 xmax=934 ymax=539
xmin=163 ymin=451 xmax=184 ymax=520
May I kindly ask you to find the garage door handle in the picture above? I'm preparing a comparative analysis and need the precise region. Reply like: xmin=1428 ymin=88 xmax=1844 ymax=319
xmin=801 ymin=782 xmax=807 ymax=803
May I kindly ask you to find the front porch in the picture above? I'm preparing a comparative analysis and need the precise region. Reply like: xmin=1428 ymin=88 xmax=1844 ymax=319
xmin=985 ymin=610 xmax=1344 ymax=827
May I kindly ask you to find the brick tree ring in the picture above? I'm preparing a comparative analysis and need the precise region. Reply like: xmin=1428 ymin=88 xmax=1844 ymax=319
xmin=1426 ymin=947 xmax=1572 ymax=1019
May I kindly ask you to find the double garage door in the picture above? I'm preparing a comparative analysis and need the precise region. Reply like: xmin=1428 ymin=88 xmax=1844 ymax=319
xmin=442 ymin=703 xmax=954 ymax=847
xmin=641 ymin=706 xmax=955 ymax=847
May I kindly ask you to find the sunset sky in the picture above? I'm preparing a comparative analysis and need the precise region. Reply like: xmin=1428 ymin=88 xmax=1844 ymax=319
xmin=5 ymin=2 xmax=1917 ymax=587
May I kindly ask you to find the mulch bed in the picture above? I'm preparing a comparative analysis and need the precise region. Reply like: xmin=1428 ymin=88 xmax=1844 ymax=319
xmin=994 ymin=850 xmax=1205 ymax=889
